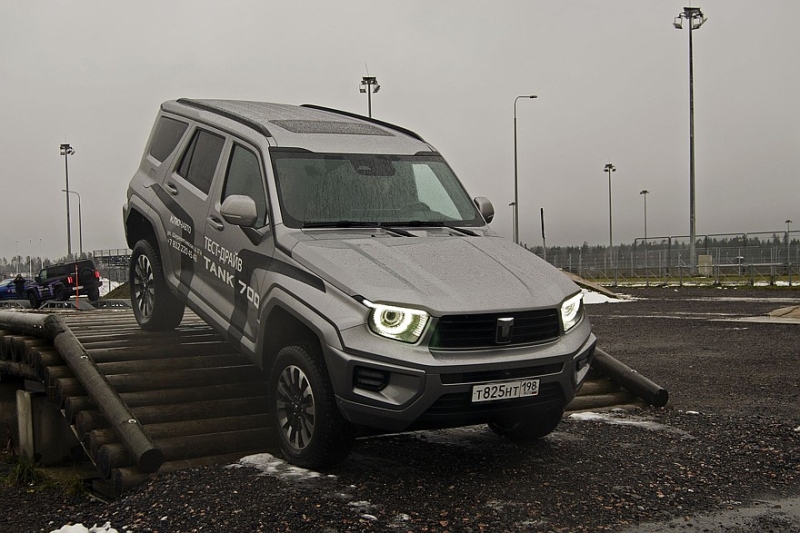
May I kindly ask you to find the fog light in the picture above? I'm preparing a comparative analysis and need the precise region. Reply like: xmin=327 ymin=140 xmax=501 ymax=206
xmin=354 ymin=366 xmax=390 ymax=392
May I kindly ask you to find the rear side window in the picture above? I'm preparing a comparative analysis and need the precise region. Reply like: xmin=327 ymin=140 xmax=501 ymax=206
xmin=177 ymin=129 xmax=225 ymax=194
xmin=222 ymin=144 xmax=268 ymax=228
xmin=149 ymin=117 xmax=188 ymax=162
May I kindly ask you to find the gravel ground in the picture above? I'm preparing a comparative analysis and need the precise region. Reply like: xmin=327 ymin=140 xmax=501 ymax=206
xmin=2 ymin=285 xmax=799 ymax=532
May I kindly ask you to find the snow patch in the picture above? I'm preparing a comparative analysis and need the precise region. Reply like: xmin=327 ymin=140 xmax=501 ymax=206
xmin=50 ymin=523 xmax=127 ymax=533
xmin=228 ymin=452 xmax=327 ymax=482
xmin=569 ymin=411 xmax=693 ymax=438
xmin=581 ymin=289 xmax=631 ymax=305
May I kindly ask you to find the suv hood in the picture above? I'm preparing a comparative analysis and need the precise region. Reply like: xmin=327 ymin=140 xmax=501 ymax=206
xmin=291 ymin=235 xmax=580 ymax=315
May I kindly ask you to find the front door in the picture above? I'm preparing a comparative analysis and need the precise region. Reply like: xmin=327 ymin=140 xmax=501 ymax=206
xmin=201 ymin=141 xmax=274 ymax=353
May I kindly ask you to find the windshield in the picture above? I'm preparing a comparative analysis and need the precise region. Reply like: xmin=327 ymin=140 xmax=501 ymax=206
xmin=271 ymin=151 xmax=484 ymax=228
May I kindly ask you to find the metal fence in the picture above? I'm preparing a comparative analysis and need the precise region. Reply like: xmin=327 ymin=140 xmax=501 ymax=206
xmin=93 ymin=249 xmax=131 ymax=291
xmin=535 ymin=234 xmax=799 ymax=287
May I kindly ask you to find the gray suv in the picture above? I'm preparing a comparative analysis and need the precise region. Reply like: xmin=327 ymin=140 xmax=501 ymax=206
xmin=124 ymin=99 xmax=596 ymax=468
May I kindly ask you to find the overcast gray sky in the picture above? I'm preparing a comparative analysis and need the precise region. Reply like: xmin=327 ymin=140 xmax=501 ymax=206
xmin=1 ymin=0 xmax=798 ymax=261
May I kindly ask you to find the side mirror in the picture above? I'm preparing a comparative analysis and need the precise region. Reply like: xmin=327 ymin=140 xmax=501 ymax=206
xmin=473 ymin=197 xmax=494 ymax=224
xmin=220 ymin=195 xmax=258 ymax=228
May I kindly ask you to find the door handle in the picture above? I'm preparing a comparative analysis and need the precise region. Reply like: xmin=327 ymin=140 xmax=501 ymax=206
xmin=165 ymin=182 xmax=179 ymax=195
xmin=207 ymin=216 xmax=224 ymax=231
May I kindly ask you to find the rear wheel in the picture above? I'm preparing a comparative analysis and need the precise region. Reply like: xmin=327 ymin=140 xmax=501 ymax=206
xmin=130 ymin=239 xmax=185 ymax=330
xmin=54 ymin=285 xmax=67 ymax=301
xmin=488 ymin=407 xmax=564 ymax=442
xmin=86 ymin=287 xmax=100 ymax=302
xmin=27 ymin=291 xmax=39 ymax=309
xmin=270 ymin=344 xmax=354 ymax=468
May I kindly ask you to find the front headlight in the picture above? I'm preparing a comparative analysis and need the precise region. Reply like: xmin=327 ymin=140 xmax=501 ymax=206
xmin=363 ymin=300 xmax=430 ymax=343
xmin=560 ymin=292 xmax=583 ymax=332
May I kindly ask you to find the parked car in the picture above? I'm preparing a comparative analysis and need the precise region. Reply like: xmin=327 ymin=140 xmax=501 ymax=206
xmin=124 ymin=99 xmax=596 ymax=468
xmin=0 ymin=276 xmax=34 ymax=301
xmin=29 ymin=260 xmax=103 ymax=308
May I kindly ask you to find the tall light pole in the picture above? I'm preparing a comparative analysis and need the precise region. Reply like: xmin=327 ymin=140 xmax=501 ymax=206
xmin=359 ymin=76 xmax=380 ymax=117
xmin=513 ymin=94 xmax=537 ymax=245
xmin=674 ymin=6 xmax=707 ymax=275
xmin=603 ymin=163 xmax=616 ymax=270
xmin=640 ymin=190 xmax=649 ymax=240
xmin=60 ymin=143 xmax=75 ymax=257
xmin=508 ymin=202 xmax=516 ymax=240
xmin=63 ymin=189 xmax=83 ymax=257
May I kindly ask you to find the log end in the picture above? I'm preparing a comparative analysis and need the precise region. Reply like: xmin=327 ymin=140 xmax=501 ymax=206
xmin=650 ymin=388 xmax=669 ymax=408
xmin=138 ymin=448 xmax=165 ymax=474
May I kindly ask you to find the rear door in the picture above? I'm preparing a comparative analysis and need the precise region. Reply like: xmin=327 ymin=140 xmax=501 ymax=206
xmin=157 ymin=126 xmax=225 ymax=298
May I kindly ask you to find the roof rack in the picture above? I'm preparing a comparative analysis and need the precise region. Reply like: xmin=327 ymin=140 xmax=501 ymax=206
xmin=300 ymin=104 xmax=425 ymax=142
xmin=176 ymin=99 xmax=273 ymax=138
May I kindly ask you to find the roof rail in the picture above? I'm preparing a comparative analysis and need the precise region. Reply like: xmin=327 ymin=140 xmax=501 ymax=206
xmin=176 ymin=99 xmax=273 ymax=138
xmin=301 ymin=104 xmax=425 ymax=142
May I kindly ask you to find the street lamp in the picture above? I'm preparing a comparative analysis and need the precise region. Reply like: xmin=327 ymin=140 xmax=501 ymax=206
xmin=62 ymin=189 xmax=83 ymax=257
xmin=603 ymin=163 xmax=616 ymax=271
xmin=640 ymin=190 xmax=649 ymax=241
xmin=513 ymin=94 xmax=537 ymax=245
xmin=674 ymin=6 xmax=707 ymax=275
xmin=60 ymin=143 xmax=75 ymax=257
xmin=359 ymin=76 xmax=380 ymax=118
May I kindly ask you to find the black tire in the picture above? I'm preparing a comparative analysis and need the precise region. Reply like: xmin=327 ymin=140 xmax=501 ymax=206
xmin=27 ymin=291 xmax=39 ymax=309
xmin=86 ymin=288 xmax=100 ymax=302
xmin=270 ymin=344 xmax=354 ymax=469
xmin=54 ymin=285 xmax=67 ymax=301
xmin=488 ymin=407 xmax=564 ymax=442
xmin=130 ymin=239 xmax=185 ymax=330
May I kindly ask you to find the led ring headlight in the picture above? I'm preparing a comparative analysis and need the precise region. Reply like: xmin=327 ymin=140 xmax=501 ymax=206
xmin=363 ymin=300 xmax=429 ymax=343
xmin=560 ymin=292 xmax=584 ymax=332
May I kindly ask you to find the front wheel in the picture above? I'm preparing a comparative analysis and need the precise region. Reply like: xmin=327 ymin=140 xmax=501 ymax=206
xmin=130 ymin=239 xmax=185 ymax=330
xmin=488 ymin=407 xmax=564 ymax=442
xmin=270 ymin=344 xmax=354 ymax=469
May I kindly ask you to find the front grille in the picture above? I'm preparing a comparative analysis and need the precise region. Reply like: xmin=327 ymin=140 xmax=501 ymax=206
xmin=429 ymin=309 xmax=560 ymax=350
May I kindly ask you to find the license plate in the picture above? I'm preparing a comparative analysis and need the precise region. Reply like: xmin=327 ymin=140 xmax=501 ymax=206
xmin=471 ymin=378 xmax=540 ymax=403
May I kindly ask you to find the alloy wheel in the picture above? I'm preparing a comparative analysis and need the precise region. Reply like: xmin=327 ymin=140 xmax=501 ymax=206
xmin=133 ymin=253 xmax=155 ymax=318
xmin=276 ymin=365 xmax=316 ymax=451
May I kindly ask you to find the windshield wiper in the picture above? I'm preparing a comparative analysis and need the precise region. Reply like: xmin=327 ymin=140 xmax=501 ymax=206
xmin=302 ymin=221 xmax=416 ymax=237
xmin=385 ymin=221 xmax=479 ymax=237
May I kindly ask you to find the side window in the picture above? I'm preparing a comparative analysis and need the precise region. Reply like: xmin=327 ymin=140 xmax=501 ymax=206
xmin=176 ymin=129 xmax=225 ymax=194
xmin=222 ymin=145 xmax=268 ymax=228
xmin=149 ymin=117 xmax=188 ymax=162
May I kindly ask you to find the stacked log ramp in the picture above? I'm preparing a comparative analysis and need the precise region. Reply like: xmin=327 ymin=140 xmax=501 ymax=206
xmin=0 ymin=309 xmax=272 ymax=495
xmin=0 ymin=308 xmax=666 ymax=496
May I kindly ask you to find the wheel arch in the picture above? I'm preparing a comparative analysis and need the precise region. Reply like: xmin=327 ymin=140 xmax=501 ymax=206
xmin=260 ymin=303 xmax=325 ymax=372
xmin=124 ymin=206 xmax=158 ymax=251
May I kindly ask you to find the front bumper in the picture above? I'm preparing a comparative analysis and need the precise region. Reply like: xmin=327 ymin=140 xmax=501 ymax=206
xmin=326 ymin=332 xmax=597 ymax=433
